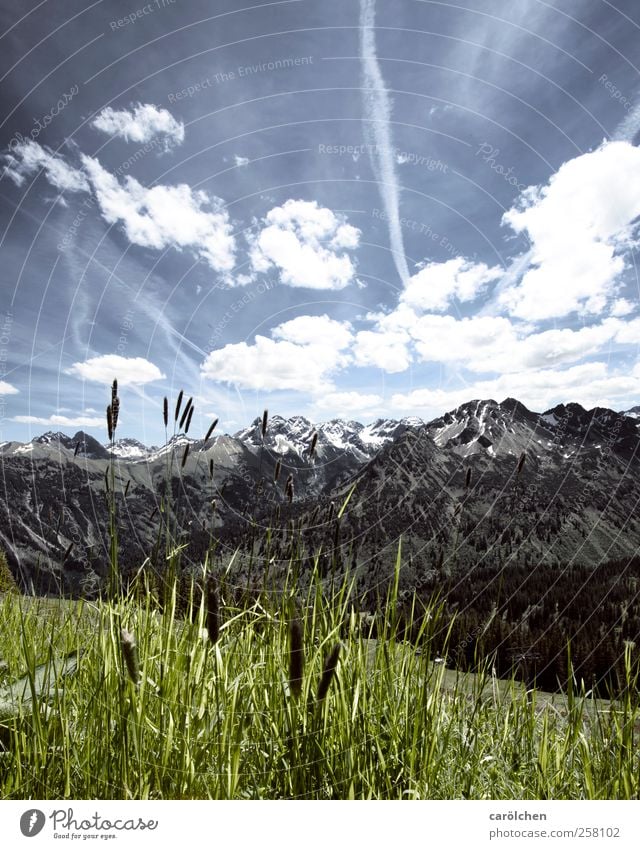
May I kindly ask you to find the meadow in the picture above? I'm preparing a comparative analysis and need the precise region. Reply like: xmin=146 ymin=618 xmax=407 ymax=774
xmin=1 ymin=384 xmax=638 ymax=800
xmin=0 ymin=561 xmax=639 ymax=800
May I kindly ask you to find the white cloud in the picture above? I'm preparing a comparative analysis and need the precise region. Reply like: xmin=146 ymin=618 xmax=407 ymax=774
xmin=81 ymin=155 xmax=237 ymax=274
xmin=272 ymin=314 xmax=353 ymax=349
xmin=353 ymin=307 xmax=640 ymax=376
xmin=203 ymin=306 xmax=640 ymax=396
xmin=314 ymin=391 xmax=384 ymax=413
xmin=0 ymin=381 xmax=18 ymax=395
xmin=91 ymin=103 xmax=184 ymax=150
xmin=234 ymin=155 xmax=249 ymax=167
xmin=3 ymin=140 xmax=89 ymax=192
xmin=3 ymin=141 xmax=238 ymax=277
xmin=12 ymin=414 xmax=104 ymax=427
xmin=402 ymin=257 xmax=502 ymax=312
xmin=391 ymin=362 xmax=640 ymax=416
xmin=201 ymin=315 xmax=353 ymax=392
xmin=67 ymin=355 xmax=165 ymax=386
xmin=499 ymin=141 xmax=640 ymax=320
xmin=408 ymin=313 xmax=520 ymax=373
xmin=408 ymin=314 xmax=626 ymax=373
xmin=353 ymin=328 xmax=412 ymax=373
xmin=249 ymin=199 xmax=360 ymax=289
xmin=353 ymin=306 xmax=514 ymax=375
xmin=610 ymin=298 xmax=635 ymax=317
xmin=201 ymin=338 xmax=333 ymax=392
xmin=612 ymin=316 xmax=640 ymax=344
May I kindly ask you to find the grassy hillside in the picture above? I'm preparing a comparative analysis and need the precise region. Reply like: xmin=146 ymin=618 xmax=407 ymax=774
xmin=0 ymin=564 xmax=639 ymax=800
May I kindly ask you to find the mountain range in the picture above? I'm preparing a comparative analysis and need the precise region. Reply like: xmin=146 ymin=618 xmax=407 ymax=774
xmin=0 ymin=398 xmax=639 ymax=596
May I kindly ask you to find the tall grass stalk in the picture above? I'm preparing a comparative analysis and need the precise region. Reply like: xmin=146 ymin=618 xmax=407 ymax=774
xmin=106 ymin=379 xmax=120 ymax=599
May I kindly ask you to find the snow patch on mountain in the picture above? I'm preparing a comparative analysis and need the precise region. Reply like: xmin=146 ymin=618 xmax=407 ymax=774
xmin=109 ymin=438 xmax=153 ymax=460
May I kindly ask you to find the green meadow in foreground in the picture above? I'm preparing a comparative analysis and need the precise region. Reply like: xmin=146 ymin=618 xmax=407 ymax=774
xmin=0 ymin=559 xmax=639 ymax=800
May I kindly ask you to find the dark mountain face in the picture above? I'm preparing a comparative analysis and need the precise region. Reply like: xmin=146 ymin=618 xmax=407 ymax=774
xmin=0 ymin=415 xmax=417 ymax=595
xmin=311 ymin=399 xmax=640 ymax=596
xmin=0 ymin=399 xmax=639 ymax=597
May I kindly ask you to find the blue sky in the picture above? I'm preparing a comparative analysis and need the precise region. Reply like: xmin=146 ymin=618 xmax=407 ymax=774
xmin=1 ymin=0 xmax=640 ymax=444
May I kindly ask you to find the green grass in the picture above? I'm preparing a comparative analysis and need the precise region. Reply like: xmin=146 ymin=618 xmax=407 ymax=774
xmin=0 ymin=564 xmax=639 ymax=800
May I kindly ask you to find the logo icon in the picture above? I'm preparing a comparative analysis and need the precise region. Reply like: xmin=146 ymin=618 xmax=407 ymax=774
xmin=20 ymin=810 xmax=45 ymax=838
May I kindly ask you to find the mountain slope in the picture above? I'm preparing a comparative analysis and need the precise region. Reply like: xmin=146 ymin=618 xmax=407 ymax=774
xmin=311 ymin=398 xmax=640 ymax=594
xmin=0 ymin=399 xmax=639 ymax=596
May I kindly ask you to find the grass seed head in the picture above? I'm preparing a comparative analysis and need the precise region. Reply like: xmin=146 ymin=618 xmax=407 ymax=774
xmin=185 ymin=405 xmax=194 ymax=434
xmin=205 ymin=418 xmax=218 ymax=442
xmin=120 ymin=627 xmax=140 ymax=685
xmin=181 ymin=443 xmax=190 ymax=468
xmin=309 ymin=431 xmax=318 ymax=458
xmin=179 ymin=397 xmax=193 ymax=431
xmin=109 ymin=380 xmax=120 ymax=434
xmin=333 ymin=518 xmax=341 ymax=549
xmin=517 ymin=451 xmax=526 ymax=476
xmin=111 ymin=398 xmax=120 ymax=434
xmin=288 ymin=618 xmax=304 ymax=698
xmin=106 ymin=405 xmax=113 ymax=442
xmin=163 ymin=397 xmax=168 ymax=428
xmin=174 ymin=390 xmax=184 ymax=423
xmin=317 ymin=643 xmax=341 ymax=702
xmin=274 ymin=458 xmax=282 ymax=483
xmin=261 ymin=409 xmax=268 ymax=438
xmin=205 ymin=575 xmax=220 ymax=643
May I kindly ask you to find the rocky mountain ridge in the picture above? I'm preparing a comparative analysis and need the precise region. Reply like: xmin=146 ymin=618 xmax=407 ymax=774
xmin=0 ymin=398 xmax=638 ymax=596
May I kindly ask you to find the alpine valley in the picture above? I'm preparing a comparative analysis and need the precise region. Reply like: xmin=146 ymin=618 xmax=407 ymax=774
xmin=1 ymin=396 xmax=639 ymax=599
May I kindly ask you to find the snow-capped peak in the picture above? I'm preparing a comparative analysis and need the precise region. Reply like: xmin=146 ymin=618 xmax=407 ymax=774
xmin=108 ymin=438 xmax=152 ymax=460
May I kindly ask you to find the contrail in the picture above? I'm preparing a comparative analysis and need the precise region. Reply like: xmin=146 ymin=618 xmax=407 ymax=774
xmin=360 ymin=0 xmax=411 ymax=286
